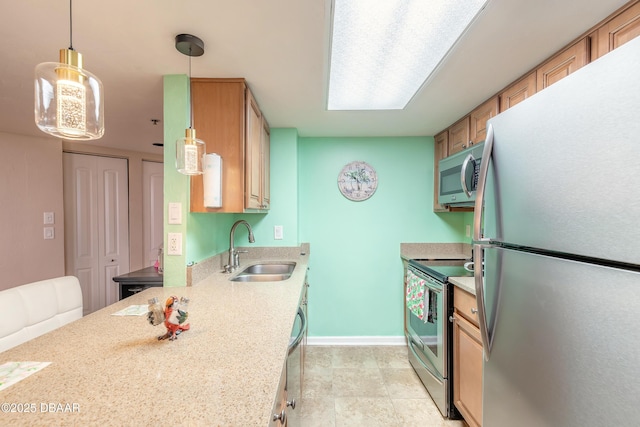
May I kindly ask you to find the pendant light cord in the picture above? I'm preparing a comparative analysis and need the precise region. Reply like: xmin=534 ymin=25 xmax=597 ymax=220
xmin=68 ymin=0 xmax=74 ymax=50
xmin=189 ymin=46 xmax=194 ymax=129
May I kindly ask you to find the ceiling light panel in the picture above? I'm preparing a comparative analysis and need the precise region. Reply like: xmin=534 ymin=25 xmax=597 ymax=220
xmin=328 ymin=0 xmax=488 ymax=110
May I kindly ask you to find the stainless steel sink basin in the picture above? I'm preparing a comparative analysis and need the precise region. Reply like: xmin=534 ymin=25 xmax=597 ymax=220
xmin=241 ymin=262 xmax=296 ymax=275
xmin=230 ymin=262 xmax=296 ymax=282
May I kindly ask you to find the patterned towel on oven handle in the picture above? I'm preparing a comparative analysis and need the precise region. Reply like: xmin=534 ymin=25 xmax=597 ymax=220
xmin=406 ymin=269 xmax=426 ymax=321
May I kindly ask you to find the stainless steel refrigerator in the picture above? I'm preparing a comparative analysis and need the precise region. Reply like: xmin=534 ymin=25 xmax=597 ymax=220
xmin=472 ymin=36 xmax=640 ymax=426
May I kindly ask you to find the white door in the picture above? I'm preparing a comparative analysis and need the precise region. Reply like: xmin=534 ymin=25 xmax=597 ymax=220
xmin=63 ymin=153 xmax=130 ymax=315
xmin=142 ymin=161 xmax=163 ymax=267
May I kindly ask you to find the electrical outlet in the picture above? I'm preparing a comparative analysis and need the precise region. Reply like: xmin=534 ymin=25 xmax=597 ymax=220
xmin=167 ymin=232 xmax=182 ymax=255
xmin=465 ymin=225 xmax=471 ymax=237
xmin=274 ymin=225 xmax=283 ymax=240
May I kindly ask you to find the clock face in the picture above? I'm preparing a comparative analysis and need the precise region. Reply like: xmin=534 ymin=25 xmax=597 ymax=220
xmin=337 ymin=161 xmax=378 ymax=201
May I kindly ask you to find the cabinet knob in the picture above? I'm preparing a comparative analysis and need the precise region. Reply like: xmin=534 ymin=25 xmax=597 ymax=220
xmin=286 ymin=399 xmax=296 ymax=410
xmin=273 ymin=410 xmax=286 ymax=424
xmin=471 ymin=308 xmax=478 ymax=314
xmin=461 ymin=144 xmax=467 ymax=149
xmin=449 ymin=315 xmax=455 ymax=323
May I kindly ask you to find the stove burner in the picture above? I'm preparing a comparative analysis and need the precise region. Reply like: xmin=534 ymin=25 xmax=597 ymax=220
xmin=408 ymin=258 xmax=473 ymax=282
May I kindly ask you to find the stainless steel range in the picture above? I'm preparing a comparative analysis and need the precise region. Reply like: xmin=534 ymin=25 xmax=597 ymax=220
xmin=404 ymin=258 xmax=472 ymax=419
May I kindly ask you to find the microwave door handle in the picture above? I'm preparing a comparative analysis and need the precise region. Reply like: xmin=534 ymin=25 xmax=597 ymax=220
xmin=460 ymin=153 xmax=475 ymax=197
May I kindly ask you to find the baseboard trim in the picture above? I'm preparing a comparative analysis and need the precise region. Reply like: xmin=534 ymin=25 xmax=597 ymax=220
xmin=306 ymin=336 xmax=407 ymax=346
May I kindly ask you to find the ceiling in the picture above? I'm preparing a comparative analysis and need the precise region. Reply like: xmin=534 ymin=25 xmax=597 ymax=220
xmin=0 ymin=0 xmax=629 ymax=154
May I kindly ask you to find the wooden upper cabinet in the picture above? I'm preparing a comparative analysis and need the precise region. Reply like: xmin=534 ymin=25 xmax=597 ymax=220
xmin=593 ymin=1 xmax=640 ymax=60
xmin=469 ymin=96 xmax=499 ymax=144
xmin=448 ymin=116 xmax=470 ymax=155
xmin=245 ymin=89 xmax=263 ymax=210
xmin=433 ymin=130 xmax=449 ymax=212
xmin=499 ymin=71 xmax=537 ymax=112
xmin=260 ymin=118 xmax=271 ymax=210
xmin=536 ymin=38 xmax=589 ymax=90
xmin=190 ymin=78 xmax=270 ymax=213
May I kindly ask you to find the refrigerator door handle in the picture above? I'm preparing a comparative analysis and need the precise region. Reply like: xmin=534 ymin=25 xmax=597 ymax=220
xmin=474 ymin=244 xmax=493 ymax=361
xmin=460 ymin=153 xmax=476 ymax=197
xmin=473 ymin=123 xmax=495 ymax=360
xmin=473 ymin=123 xmax=493 ymax=243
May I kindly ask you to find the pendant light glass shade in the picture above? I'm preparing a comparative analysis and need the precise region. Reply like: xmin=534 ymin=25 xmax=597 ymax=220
xmin=176 ymin=128 xmax=205 ymax=175
xmin=34 ymin=0 xmax=104 ymax=140
xmin=35 ymin=49 xmax=104 ymax=140
xmin=175 ymin=34 xmax=206 ymax=176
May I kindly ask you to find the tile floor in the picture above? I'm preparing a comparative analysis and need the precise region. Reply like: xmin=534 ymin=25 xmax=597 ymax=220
xmin=299 ymin=345 xmax=468 ymax=426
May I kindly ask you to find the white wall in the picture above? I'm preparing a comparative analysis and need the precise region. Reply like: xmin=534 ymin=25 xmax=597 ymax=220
xmin=0 ymin=131 xmax=163 ymax=292
xmin=0 ymin=132 xmax=65 ymax=290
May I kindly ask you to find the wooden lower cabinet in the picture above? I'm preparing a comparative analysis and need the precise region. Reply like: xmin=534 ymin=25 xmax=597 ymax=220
xmin=269 ymin=365 xmax=288 ymax=426
xmin=453 ymin=286 xmax=483 ymax=427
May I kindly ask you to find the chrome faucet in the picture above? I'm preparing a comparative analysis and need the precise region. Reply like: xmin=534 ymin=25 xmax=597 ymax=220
xmin=225 ymin=220 xmax=255 ymax=272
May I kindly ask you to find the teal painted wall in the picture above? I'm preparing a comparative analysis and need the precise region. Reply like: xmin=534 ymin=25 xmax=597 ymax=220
xmin=163 ymin=75 xmax=190 ymax=287
xmin=298 ymin=136 xmax=467 ymax=337
xmin=164 ymin=75 xmax=468 ymax=336
xmin=236 ymin=128 xmax=300 ymax=246
xmin=163 ymin=73 xmax=302 ymax=279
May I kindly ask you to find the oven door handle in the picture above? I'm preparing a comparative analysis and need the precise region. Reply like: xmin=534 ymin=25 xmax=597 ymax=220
xmin=407 ymin=266 xmax=443 ymax=293
xmin=407 ymin=334 xmax=443 ymax=383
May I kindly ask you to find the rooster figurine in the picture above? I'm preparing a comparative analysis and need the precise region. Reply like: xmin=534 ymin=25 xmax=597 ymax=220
xmin=149 ymin=296 xmax=190 ymax=341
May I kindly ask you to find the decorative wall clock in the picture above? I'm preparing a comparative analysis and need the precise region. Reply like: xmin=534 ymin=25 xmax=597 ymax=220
xmin=337 ymin=161 xmax=378 ymax=201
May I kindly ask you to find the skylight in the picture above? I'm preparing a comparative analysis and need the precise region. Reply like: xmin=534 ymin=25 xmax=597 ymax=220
xmin=327 ymin=0 xmax=489 ymax=111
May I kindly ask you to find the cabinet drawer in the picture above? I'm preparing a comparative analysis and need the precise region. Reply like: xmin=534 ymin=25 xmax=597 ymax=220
xmin=454 ymin=286 xmax=479 ymax=327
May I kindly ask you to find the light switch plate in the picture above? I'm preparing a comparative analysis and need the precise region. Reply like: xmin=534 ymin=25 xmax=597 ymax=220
xmin=168 ymin=202 xmax=182 ymax=225
xmin=44 ymin=227 xmax=54 ymax=240
xmin=44 ymin=212 xmax=54 ymax=225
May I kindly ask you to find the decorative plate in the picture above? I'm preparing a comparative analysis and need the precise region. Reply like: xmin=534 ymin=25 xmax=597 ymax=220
xmin=337 ymin=161 xmax=378 ymax=201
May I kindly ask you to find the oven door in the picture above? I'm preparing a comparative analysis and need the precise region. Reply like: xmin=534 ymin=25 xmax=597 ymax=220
xmin=405 ymin=267 xmax=446 ymax=378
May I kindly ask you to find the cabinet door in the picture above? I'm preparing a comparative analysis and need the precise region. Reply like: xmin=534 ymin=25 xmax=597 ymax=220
xmin=191 ymin=78 xmax=246 ymax=213
xmin=261 ymin=118 xmax=271 ymax=210
xmin=448 ymin=116 xmax=471 ymax=155
xmin=433 ymin=130 xmax=450 ymax=212
xmin=470 ymin=97 xmax=499 ymax=144
xmin=536 ymin=38 xmax=588 ymax=90
xmin=245 ymin=88 xmax=263 ymax=210
xmin=453 ymin=311 xmax=483 ymax=427
xmin=269 ymin=365 xmax=287 ymax=426
xmin=594 ymin=1 xmax=640 ymax=60
xmin=499 ymin=71 xmax=537 ymax=112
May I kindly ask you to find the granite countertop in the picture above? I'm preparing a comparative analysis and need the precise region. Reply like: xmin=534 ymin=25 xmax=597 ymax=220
xmin=448 ymin=276 xmax=476 ymax=295
xmin=0 ymin=246 xmax=309 ymax=426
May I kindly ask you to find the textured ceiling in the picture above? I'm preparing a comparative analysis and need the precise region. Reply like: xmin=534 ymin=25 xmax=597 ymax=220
xmin=0 ymin=0 xmax=629 ymax=154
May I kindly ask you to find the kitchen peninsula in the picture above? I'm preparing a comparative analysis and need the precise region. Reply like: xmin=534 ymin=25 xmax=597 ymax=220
xmin=0 ymin=246 xmax=309 ymax=426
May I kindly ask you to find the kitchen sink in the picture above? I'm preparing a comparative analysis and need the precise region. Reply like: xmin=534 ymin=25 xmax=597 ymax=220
xmin=230 ymin=262 xmax=296 ymax=282
xmin=241 ymin=262 xmax=296 ymax=275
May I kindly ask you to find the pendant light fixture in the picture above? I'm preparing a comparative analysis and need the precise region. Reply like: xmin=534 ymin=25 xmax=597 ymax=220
xmin=34 ymin=0 xmax=104 ymax=140
xmin=175 ymin=34 xmax=206 ymax=176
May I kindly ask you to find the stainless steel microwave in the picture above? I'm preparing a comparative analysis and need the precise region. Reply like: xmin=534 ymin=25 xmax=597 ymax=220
xmin=438 ymin=142 xmax=484 ymax=206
